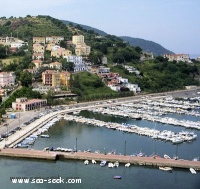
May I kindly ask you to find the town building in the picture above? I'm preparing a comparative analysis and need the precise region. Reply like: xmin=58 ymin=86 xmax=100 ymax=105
xmin=72 ymin=35 xmax=85 ymax=45
xmin=23 ymin=69 xmax=38 ymax=74
xmin=0 ymin=72 xmax=16 ymax=87
xmin=33 ymin=44 xmax=45 ymax=53
xmin=32 ymin=86 xmax=61 ymax=94
xmin=60 ymin=71 xmax=70 ymax=88
xmin=42 ymin=70 xmax=60 ymax=87
xmin=64 ymin=55 xmax=83 ymax=64
xmin=32 ymin=37 xmax=45 ymax=44
xmin=12 ymin=97 xmax=47 ymax=111
xmin=32 ymin=53 xmax=44 ymax=60
xmin=163 ymin=54 xmax=192 ymax=63
xmin=32 ymin=60 xmax=43 ymax=69
xmin=49 ymin=62 xmax=62 ymax=70
xmin=51 ymin=48 xmax=72 ymax=58
xmin=0 ymin=36 xmax=15 ymax=45
xmin=46 ymin=36 xmax=64 ymax=44
xmin=75 ymin=43 xmax=91 ymax=56
xmin=46 ymin=43 xmax=55 ymax=51
xmin=98 ymin=66 xmax=110 ymax=74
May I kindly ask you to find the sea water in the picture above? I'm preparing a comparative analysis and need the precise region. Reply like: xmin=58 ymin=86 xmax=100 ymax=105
xmin=0 ymin=110 xmax=200 ymax=189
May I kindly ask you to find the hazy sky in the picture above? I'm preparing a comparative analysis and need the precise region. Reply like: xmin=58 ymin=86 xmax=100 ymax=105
xmin=1 ymin=0 xmax=200 ymax=55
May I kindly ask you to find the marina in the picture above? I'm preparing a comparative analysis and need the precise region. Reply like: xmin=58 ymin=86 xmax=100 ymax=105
xmin=63 ymin=114 xmax=197 ymax=144
xmin=0 ymin=94 xmax=199 ymax=189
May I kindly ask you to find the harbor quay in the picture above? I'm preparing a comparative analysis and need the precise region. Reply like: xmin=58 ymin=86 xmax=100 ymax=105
xmin=0 ymin=148 xmax=200 ymax=170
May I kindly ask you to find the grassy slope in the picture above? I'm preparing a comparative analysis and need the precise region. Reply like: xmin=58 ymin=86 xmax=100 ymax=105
xmin=75 ymin=72 xmax=115 ymax=96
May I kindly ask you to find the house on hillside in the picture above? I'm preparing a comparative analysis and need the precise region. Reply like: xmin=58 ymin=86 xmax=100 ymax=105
xmin=163 ymin=54 xmax=192 ymax=63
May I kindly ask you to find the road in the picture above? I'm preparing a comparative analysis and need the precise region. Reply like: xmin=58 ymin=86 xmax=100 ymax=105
xmin=0 ymin=87 xmax=199 ymax=137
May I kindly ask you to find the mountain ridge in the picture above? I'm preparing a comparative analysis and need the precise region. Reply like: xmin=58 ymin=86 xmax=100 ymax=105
xmin=61 ymin=19 xmax=173 ymax=56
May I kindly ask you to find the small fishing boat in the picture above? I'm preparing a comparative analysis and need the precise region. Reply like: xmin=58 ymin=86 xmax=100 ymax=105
xmin=108 ymin=162 xmax=114 ymax=168
xmin=100 ymin=160 xmax=106 ymax=167
xmin=164 ymin=154 xmax=171 ymax=159
xmin=125 ymin=163 xmax=130 ymax=167
xmin=92 ymin=160 xmax=96 ymax=164
xmin=159 ymin=167 xmax=173 ymax=172
xmin=114 ymin=161 xmax=119 ymax=167
xmin=189 ymin=168 xmax=196 ymax=174
xmin=40 ymin=134 xmax=50 ymax=138
xmin=113 ymin=176 xmax=122 ymax=179
xmin=84 ymin=160 xmax=89 ymax=165
xmin=17 ymin=143 xmax=29 ymax=148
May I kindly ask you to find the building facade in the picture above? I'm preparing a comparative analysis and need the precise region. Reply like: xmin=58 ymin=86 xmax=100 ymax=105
xmin=46 ymin=36 xmax=64 ymax=44
xmin=0 ymin=72 xmax=16 ymax=87
xmin=60 ymin=71 xmax=70 ymax=88
xmin=12 ymin=97 xmax=47 ymax=111
xmin=33 ymin=37 xmax=45 ymax=44
xmin=42 ymin=70 xmax=60 ymax=87
xmin=72 ymin=35 xmax=85 ymax=45
xmin=163 ymin=54 xmax=191 ymax=63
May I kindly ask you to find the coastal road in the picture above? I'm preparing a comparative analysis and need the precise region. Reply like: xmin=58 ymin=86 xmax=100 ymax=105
xmin=0 ymin=87 xmax=199 ymax=137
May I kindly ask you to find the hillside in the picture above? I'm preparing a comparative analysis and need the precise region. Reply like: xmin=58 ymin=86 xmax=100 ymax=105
xmin=61 ymin=20 xmax=174 ymax=56
xmin=0 ymin=15 xmax=199 ymax=95
xmin=120 ymin=36 xmax=174 ymax=56
xmin=61 ymin=20 xmax=107 ymax=36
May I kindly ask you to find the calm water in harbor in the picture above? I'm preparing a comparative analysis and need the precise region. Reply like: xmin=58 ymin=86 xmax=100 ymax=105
xmin=0 ymin=110 xmax=200 ymax=189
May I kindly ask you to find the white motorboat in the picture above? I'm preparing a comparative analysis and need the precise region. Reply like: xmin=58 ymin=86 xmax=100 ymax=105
xmin=114 ymin=161 xmax=119 ymax=167
xmin=84 ymin=160 xmax=89 ymax=165
xmin=100 ymin=160 xmax=107 ymax=167
xmin=40 ymin=134 xmax=50 ymax=138
xmin=164 ymin=154 xmax=171 ymax=159
xmin=189 ymin=168 xmax=196 ymax=174
xmin=108 ymin=163 xmax=114 ymax=168
xmin=125 ymin=163 xmax=130 ymax=167
xmin=92 ymin=160 xmax=96 ymax=164
xmin=159 ymin=167 xmax=173 ymax=171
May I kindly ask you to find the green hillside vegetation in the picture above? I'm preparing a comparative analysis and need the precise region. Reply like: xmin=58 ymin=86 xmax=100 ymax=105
xmin=111 ymin=57 xmax=199 ymax=93
xmin=0 ymin=15 xmax=199 ymax=97
xmin=2 ymin=87 xmax=41 ymax=109
xmin=0 ymin=16 xmax=71 ymax=41
xmin=70 ymin=72 xmax=133 ymax=101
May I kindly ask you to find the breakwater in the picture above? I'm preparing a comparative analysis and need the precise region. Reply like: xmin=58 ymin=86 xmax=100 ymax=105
xmin=0 ymin=148 xmax=200 ymax=170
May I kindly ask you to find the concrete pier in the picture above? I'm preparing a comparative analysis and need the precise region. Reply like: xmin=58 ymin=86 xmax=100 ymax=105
xmin=0 ymin=148 xmax=200 ymax=170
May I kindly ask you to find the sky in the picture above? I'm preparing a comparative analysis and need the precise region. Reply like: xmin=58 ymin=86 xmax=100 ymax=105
xmin=1 ymin=0 xmax=200 ymax=55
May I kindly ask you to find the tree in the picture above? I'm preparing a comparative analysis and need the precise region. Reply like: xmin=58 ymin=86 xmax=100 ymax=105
xmin=60 ymin=40 xmax=67 ymax=48
xmin=20 ymin=71 xmax=32 ymax=87
xmin=135 ymin=46 xmax=143 ymax=54
xmin=62 ymin=62 xmax=74 ymax=72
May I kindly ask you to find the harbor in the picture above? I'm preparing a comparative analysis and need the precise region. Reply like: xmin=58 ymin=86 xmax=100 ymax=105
xmin=0 ymin=93 xmax=200 ymax=189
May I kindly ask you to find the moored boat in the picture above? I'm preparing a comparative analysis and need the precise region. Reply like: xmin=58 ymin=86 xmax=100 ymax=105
xmin=114 ymin=161 xmax=119 ymax=167
xmin=159 ymin=167 xmax=173 ymax=171
xmin=40 ymin=134 xmax=50 ymax=138
xmin=164 ymin=154 xmax=171 ymax=159
xmin=84 ymin=160 xmax=89 ymax=165
xmin=100 ymin=160 xmax=107 ymax=167
xmin=189 ymin=168 xmax=196 ymax=174
xmin=113 ymin=176 xmax=122 ymax=179
xmin=125 ymin=163 xmax=130 ymax=167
